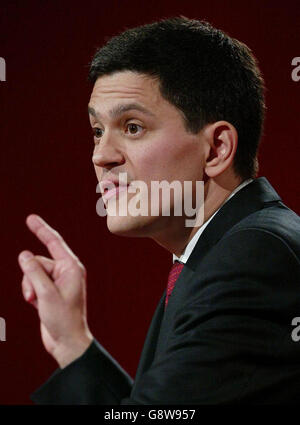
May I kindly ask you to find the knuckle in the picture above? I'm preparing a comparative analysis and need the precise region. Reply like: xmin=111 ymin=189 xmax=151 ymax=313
xmin=52 ymin=228 xmax=60 ymax=237
xmin=48 ymin=237 xmax=60 ymax=249
xmin=77 ymin=261 xmax=87 ymax=276
xmin=67 ymin=257 xmax=77 ymax=268
xmin=39 ymin=284 xmax=56 ymax=300
xmin=67 ymin=257 xmax=85 ymax=272
xmin=36 ymin=227 xmax=44 ymax=239
xmin=23 ymin=258 xmax=38 ymax=272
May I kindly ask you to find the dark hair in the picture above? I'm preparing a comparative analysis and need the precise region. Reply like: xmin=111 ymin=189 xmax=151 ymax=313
xmin=88 ymin=17 xmax=265 ymax=180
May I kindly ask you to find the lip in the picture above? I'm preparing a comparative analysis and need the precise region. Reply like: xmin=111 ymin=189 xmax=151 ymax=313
xmin=101 ymin=183 xmax=129 ymax=202
xmin=100 ymin=177 xmax=129 ymax=189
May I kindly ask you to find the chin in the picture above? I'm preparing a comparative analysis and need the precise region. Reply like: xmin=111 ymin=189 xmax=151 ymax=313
xmin=106 ymin=214 xmax=152 ymax=238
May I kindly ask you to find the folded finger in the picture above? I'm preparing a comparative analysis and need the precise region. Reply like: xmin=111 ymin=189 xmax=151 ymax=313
xmin=22 ymin=275 xmax=38 ymax=309
xmin=21 ymin=255 xmax=53 ymax=301
xmin=22 ymin=274 xmax=36 ymax=302
xmin=18 ymin=251 xmax=58 ymax=300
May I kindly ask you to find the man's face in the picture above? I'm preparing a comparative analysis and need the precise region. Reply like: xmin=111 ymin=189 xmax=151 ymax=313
xmin=88 ymin=71 xmax=206 ymax=239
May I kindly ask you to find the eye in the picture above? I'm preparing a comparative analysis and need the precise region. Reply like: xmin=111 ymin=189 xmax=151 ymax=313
xmin=92 ymin=127 xmax=104 ymax=140
xmin=125 ymin=123 xmax=143 ymax=136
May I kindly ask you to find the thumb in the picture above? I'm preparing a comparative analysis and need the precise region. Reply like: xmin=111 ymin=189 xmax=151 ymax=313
xmin=35 ymin=255 xmax=55 ymax=274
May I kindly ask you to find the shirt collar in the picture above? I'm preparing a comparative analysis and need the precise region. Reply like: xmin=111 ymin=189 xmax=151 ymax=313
xmin=173 ymin=178 xmax=253 ymax=264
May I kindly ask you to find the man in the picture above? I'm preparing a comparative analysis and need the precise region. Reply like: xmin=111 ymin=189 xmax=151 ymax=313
xmin=18 ymin=17 xmax=300 ymax=404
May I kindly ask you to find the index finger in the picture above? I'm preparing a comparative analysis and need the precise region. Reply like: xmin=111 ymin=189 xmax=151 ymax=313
xmin=26 ymin=214 xmax=78 ymax=261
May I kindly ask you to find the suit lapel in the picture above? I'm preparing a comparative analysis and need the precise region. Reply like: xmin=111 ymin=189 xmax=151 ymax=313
xmin=133 ymin=294 xmax=165 ymax=385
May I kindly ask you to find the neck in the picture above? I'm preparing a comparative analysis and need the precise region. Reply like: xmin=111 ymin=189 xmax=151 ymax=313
xmin=152 ymin=174 xmax=243 ymax=256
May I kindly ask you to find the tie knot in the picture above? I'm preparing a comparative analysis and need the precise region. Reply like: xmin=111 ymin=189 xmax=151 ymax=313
xmin=165 ymin=261 xmax=184 ymax=308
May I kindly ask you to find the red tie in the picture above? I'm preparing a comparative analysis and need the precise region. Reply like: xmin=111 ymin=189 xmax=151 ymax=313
xmin=165 ymin=261 xmax=184 ymax=308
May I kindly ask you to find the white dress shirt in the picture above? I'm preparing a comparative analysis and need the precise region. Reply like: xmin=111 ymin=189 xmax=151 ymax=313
xmin=173 ymin=179 xmax=253 ymax=264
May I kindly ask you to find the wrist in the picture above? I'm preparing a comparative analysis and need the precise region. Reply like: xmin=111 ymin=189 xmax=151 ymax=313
xmin=54 ymin=331 xmax=94 ymax=369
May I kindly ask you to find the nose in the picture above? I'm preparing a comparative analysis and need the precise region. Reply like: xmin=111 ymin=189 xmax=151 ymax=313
xmin=92 ymin=134 xmax=125 ymax=169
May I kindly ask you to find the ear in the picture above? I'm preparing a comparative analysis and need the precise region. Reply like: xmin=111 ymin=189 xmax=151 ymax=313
xmin=203 ymin=121 xmax=238 ymax=178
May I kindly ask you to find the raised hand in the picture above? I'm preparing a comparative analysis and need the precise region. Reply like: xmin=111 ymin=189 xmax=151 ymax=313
xmin=18 ymin=214 xmax=93 ymax=368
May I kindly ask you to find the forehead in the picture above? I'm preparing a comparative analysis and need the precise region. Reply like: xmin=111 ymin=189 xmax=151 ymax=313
xmin=88 ymin=71 xmax=188 ymax=126
xmin=88 ymin=71 xmax=171 ymax=117
xmin=89 ymin=71 xmax=161 ymax=108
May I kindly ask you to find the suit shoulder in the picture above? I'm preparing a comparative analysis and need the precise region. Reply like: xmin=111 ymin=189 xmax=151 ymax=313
xmin=225 ymin=202 xmax=300 ymax=260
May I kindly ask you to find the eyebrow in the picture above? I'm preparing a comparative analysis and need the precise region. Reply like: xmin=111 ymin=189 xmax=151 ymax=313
xmin=88 ymin=103 xmax=156 ymax=120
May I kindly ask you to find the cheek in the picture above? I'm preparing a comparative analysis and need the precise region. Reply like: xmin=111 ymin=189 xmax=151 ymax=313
xmin=131 ymin=136 xmax=202 ymax=183
xmin=132 ymin=144 xmax=176 ymax=182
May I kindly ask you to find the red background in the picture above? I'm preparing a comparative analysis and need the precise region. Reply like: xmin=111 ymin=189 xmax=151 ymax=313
xmin=1 ymin=0 xmax=299 ymax=404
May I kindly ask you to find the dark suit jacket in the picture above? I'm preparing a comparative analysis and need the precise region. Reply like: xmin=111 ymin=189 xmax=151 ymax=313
xmin=31 ymin=177 xmax=300 ymax=404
